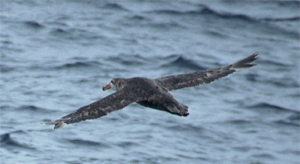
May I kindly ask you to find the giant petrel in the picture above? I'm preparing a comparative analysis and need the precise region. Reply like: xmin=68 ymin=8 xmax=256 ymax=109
xmin=47 ymin=53 xmax=258 ymax=129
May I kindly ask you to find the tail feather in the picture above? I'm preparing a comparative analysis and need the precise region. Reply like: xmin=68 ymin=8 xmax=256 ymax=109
xmin=179 ymin=104 xmax=189 ymax=117
xmin=170 ymin=103 xmax=189 ymax=117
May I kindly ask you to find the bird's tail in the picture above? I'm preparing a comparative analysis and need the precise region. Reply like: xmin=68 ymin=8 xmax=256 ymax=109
xmin=169 ymin=103 xmax=189 ymax=117
xmin=179 ymin=103 xmax=189 ymax=117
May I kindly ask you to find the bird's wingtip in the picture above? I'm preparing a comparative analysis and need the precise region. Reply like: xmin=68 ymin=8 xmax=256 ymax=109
xmin=46 ymin=120 xmax=66 ymax=129
xmin=231 ymin=52 xmax=259 ymax=70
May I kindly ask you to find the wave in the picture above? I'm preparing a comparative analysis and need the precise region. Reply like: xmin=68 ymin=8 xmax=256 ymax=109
xmin=149 ymin=5 xmax=257 ymax=23
xmin=149 ymin=4 xmax=299 ymax=39
xmin=147 ymin=21 xmax=183 ymax=30
xmin=50 ymin=28 xmax=69 ymax=35
xmin=246 ymin=102 xmax=299 ymax=114
xmin=150 ymin=4 xmax=299 ymax=24
xmin=116 ymin=141 xmax=140 ymax=148
xmin=23 ymin=20 xmax=44 ymax=29
xmin=274 ymin=119 xmax=300 ymax=127
xmin=49 ymin=27 xmax=104 ymax=43
xmin=161 ymin=122 xmax=205 ymax=136
xmin=52 ymin=60 xmax=102 ymax=70
xmin=122 ymin=14 xmax=184 ymax=29
xmin=0 ymin=64 xmax=15 ymax=73
xmin=252 ymin=153 xmax=276 ymax=160
xmin=67 ymin=138 xmax=111 ymax=148
xmin=225 ymin=119 xmax=253 ymax=125
xmin=245 ymin=72 xmax=299 ymax=88
xmin=276 ymin=112 xmax=300 ymax=127
xmin=129 ymin=15 xmax=150 ymax=21
xmin=247 ymin=102 xmax=297 ymax=112
xmin=15 ymin=105 xmax=55 ymax=113
xmin=0 ymin=105 xmax=56 ymax=114
xmin=245 ymin=102 xmax=300 ymax=127
xmin=102 ymin=3 xmax=128 ymax=11
xmin=0 ymin=133 xmax=35 ymax=150
xmin=259 ymin=59 xmax=293 ymax=68
xmin=1 ymin=60 xmax=103 ymax=74
xmin=57 ymin=61 xmax=99 ymax=68
xmin=261 ymin=16 xmax=300 ymax=22
xmin=160 ymin=55 xmax=206 ymax=71
xmin=198 ymin=7 xmax=255 ymax=22
xmin=269 ymin=78 xmax=299 ymax=88
xmin=106 ymin=54 xmax=147 ymax=66
xmin=204 ymin=29 xmax=229 ymax=39
xmin=1 ymin=133 xmax=22 ymax=147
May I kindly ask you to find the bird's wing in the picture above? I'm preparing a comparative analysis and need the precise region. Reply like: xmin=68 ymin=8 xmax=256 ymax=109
xmin=47 ymin=89 xmax=139 ymax=129
xmin=154 ymin=53 xmax=258 ymax=91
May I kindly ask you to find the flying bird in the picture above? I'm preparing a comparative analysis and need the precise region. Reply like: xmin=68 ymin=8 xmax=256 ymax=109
xmin=47 ymin=53 xmax=258 ymax=129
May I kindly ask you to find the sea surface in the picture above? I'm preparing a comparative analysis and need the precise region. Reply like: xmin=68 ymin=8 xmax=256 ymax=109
xmin=0 ymin=1 xmax=299 ymax=164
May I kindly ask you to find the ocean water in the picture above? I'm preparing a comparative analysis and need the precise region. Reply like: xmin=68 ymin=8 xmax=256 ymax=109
xmin=0 ymin=0 xmax=299 ymax=164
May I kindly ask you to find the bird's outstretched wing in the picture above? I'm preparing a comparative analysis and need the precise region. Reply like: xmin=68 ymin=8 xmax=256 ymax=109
xmin=47 ymin=89 xmax=138 ymax=129
xmin=154 ymin=53 xmax=258 ymax=91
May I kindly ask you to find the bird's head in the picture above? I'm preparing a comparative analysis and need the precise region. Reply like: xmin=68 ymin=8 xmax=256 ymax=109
xmin=102 ymin=78 xmax=127 ymax=91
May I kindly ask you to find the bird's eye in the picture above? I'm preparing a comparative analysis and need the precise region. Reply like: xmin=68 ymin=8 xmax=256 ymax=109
xmin=111 ymin=79 xmax=114 ymax=84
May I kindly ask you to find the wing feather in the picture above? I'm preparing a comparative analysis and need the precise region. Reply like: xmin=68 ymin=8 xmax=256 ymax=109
xmin=155 ymin=53 xmax=258 ymax=91
xmin=47 ymin=89 xmax=137 ymax=129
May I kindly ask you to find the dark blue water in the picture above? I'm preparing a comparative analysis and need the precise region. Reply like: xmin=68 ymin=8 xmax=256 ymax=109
xmin=1 ymin=1 xmax=299 ymax=164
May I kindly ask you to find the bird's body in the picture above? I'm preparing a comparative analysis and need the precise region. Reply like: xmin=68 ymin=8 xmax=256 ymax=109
xmin=47 ymin=53 xmax=258 ymax=129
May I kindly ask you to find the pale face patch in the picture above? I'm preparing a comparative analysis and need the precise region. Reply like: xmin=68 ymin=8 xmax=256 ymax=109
xmin=110 ymin=82 xmax=117 ymax=91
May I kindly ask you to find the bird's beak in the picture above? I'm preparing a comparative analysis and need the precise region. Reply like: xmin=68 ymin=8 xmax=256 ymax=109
xmin=102 ymin=83 xmax=111 ymax=91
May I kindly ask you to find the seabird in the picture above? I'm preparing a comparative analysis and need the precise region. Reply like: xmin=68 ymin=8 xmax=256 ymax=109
xmin=47 ymin=53 xmax=258 ymax=129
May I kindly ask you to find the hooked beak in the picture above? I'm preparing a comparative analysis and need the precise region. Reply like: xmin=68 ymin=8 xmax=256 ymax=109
xmin=102 ymin=83 xmax=111 ymax=91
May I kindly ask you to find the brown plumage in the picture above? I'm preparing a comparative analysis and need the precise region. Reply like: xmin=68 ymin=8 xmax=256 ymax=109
xmin=47 ymin=53 xmax=258 ymax=129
